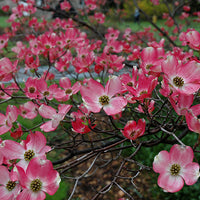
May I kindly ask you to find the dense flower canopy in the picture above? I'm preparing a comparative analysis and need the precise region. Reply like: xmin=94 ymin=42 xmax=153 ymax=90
xmin=0 ymin=0 xmax=200 ymax=199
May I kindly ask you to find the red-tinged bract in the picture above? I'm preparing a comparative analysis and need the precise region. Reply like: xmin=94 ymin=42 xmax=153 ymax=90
xmin=121 ymin=119 xmax=146 ymax=140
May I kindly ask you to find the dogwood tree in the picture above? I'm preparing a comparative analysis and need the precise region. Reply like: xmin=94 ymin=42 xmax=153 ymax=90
xmin=0 ymin=0 xmax=200 ymax=199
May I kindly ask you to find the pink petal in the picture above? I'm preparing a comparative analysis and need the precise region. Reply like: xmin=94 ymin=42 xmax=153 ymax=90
xmin=25 ymin=132 xmax=50 ymax=154
xmin=103 ymin=96 xmax=127 ymax=115
xmin=38 ymin=146 xmax=52 ymax=155
xmin=16 ymin=189 xmax=46 ymax=200
xmin=40 ymin=121 xmax=55 ymax=132
xmin=185 ymin=111 xmax=200 ymax=134
xmin=52 ymin=114 xmax=63 ymax=128
xmin=3 ymin=140 xmax=25 ymax=160
xmin=42 ymin=173 xmax=61 ymax=195
xmin=141 ymin=47 xmax=157 ymax=62
xmin=179 ymin=61 xmax=200 ymax=82
xmin=81 ymin=78 xmax=104 ymax=100
xmin=158 ymin=172 xmax=184 ymax=193
xmin=72 ymin=81 xmax=81 ymax=94
xmin=170 ymin=144 xmax=194 ymax=166
xmin=16 ymin=166 xmax=31 ymax=189
xmin=162 ymin=55 xmax=178 ymax=77
xmin=6 ymin=105 xmax=18 ymax=122
xmin=0 ymin=186 xmax=15 ymax=200
xmin=16 ymin=159 xmax=30 ymax=171
xmin=153 ymin=150 xmax=170 ymax=174
xmin=82 ymin=96 xmax=102 ymax=113
xmin=26 ymin=157 xmax=52 ymax=179
xmin=0 ymin=125 xmax=11 ymax=135
xmin=182 ymin=162 xmax=200 ymax=185
xmin=181 ymin=83 xmax=200 ymax=95
xmin=16 ymin=189 xmax=31 ymax=200
xmin=58 ymin=104 xmax=72 ymax=115
xmin=0 ymin=183 xmax=21 ymax=200
xmin=0 ymin=113 xmax=6 ymax=124
xmin=105 ymin=76 xmax=122 ymax=97
xmin=59 ymin=77 xmax=71 ymax=89
xmin=191 ymin=104 xmax=200 ymax=116
xmin=0 ymin=166 xmax=9 ymax=185
xmin=0 ymin=151 xmax=3 ymax=165
xmin=38 ymin=105 xmax=56 ymax=119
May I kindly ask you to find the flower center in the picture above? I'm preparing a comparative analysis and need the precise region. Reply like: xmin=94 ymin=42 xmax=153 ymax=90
xmin=24 ymin=150 xmax=35 ymax=161
xmin=30 ymin=179 xmax=42 ymax=192
xmin=146 ymin=64 xmax=153 ymax=69
xmin=173 ymin=76 xmax=184 ymax=87
xmin=99 ymin=95 xmax=110 ymax=105
xmin=45 ymin=44 xmax=50 ymax=49
xmin=0 ymin=92 xmax=5 ymax=96
xmin=170 ymin=163 xmax=181 ymax=176
xmin=140 ymin=90 xmax=148 ymax=95
xmin=130 ymin=131 xmax=136 ymax=137
xmin=43 ymin=91 xmax=50 ymax=96
xmin=127 ymin=82 xmax=133 ymax=87
xmin=22 ymin=110 xmax=27 ymax=115
xmin=29 ymin=87 xmax=35 ymax=93
xmin=65 ymin=89 xmax=72 ymax=94
xmin=6 ymin=180 xmax=16 ymax=191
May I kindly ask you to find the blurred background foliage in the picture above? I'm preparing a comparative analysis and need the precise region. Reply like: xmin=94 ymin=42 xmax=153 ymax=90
xmin=123 ymin=0 xmax=169 ymax=20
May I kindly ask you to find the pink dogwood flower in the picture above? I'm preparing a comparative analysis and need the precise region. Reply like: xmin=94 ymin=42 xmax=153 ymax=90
xmin=19 ymin=101 xmax=38 ymax=119
xmin=179 ymin=29 xmax=200 ymax=51
xmin=80 ymin=76 xmax=127 ymax=116
xmin=153 ymin=144 xmax=200 ymax=193
xmin=24 ymin=77 xmax=43 ymax=99
xmin=127 ymin=70 xmax=158 ymax=101
xmin=0 ymin=57 xmax=18 ymax=82
xmin=0 ymin=105 xmax=18 ymax=135
xmin=185 ymin=104 xmax=200 ymax=134
xmin=0 ymin=166 xmax=21 ymax=200
xmin=121 ymin=119 xmax=146 ymax=140
xmin=16 ymin=157 xmax=61 ymax=200
xmin=135 ymin=100 xmax=155 ymax=115
xmin=71 ymin=110 xmax=92 ymax=134
xmin=161 ymin=55 xmax=200 ymax=94
xmin=1 ymin=5 xmax=10 ymax=12
xmin=71 ymin=104 xmax=95 ymax=134
xmin=10 ymin=124 xmax=23 ymax=140
xmin=58 ymin=77 xmax=81 ymax=101
xmin=0 ymin=83 xmax=19 ymax=100
xmin=85 ymin=0 xmax=97 ymax=10
xmin=94 ymin=12 xmax=105 ymax=24
xmin=140 ymin=46 xmax=164 ymax=75
xmin=0 ymin=34 xmax=9 ymax=50
xmin=169 ymin=93 xmax=194 ymax=116
xmin=3 ymin=131 xmax=51 ymax=170
xmin=151 ymin=0 xmax=159 ymax=5
xmin=39 ymin=104 xmax=72 ymax=132
xmin=60 ymin=0 xmax=71 ymax=11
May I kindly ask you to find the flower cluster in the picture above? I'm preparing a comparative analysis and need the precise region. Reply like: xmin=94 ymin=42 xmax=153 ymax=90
xmin=0 ymin=131 xmax=60 ymax=199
